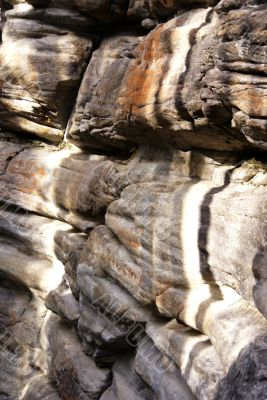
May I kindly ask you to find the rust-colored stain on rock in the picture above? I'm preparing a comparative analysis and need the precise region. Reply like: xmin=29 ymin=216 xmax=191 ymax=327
xmin=116 ymin=24 xmax=166 ymax=124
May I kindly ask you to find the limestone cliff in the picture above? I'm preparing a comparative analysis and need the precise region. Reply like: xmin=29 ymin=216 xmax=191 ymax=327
xmin=0 ymin=1 xmax=266 ymax=399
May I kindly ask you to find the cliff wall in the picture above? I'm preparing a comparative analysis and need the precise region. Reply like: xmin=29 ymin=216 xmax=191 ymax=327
xmin=0 ymin=1 xmax=266 ymax=399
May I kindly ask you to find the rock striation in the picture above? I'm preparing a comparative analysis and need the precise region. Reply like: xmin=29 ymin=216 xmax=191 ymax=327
xmin=0 ymin=0 xmax=266 ymax=399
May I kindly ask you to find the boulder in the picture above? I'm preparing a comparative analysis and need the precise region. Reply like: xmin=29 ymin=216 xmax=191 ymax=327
xmin=109 ymin=353 xmax=154 ymax=400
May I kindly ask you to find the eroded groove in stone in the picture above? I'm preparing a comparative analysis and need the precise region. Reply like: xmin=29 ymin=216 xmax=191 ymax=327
xmin=0 ymin=1 xmax=266 ymax=399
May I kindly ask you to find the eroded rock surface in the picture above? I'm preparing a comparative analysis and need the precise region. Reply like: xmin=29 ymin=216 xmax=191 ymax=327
xmin=115 ymin=3 xmax=267 ymax=151
xmin=68 ymin=34 xmax=140 ymax=150
xmin=0 ymin=1 xmax=266 ymax=399
xmin=0 ymin=4 xmax=93 ymax=141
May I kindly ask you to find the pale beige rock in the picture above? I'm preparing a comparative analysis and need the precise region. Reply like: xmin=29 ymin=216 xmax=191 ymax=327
xmin=0 ymin=208 xmax=79 ymax=291
xmin=0 ymin=242 xmax=64 ymax=292
xmin=0 ymin=136 xmax=128 ymax=231
xmin=0 ymin=6 xmax=93 ymax=141
xmin=0 ymin=208 xmax=75 ymax=259
xmin=146 ymin=320 xmax=225 ymax=400
xmin=157 ymin=285 xmax=267 ymax=371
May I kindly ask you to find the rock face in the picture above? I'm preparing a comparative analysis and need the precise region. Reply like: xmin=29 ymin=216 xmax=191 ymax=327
xmin=0 ymin=3 xmax=93 ymax=141
xmin=0 ymin=0 xmax=266 ymax=399
xmin=114 ymin=4 xmax=267 ymax=151
xmin=68 ymin=34 xmax=140 ymax=150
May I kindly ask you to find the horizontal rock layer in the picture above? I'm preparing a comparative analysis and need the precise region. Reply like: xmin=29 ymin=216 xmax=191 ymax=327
xmin=0 ymin=0 xmax=266 ymax=399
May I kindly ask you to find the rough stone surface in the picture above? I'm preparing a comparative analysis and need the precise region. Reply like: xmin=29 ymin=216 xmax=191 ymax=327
xmin=0 ymin=1 xmax=267 ymax=399
xmin=0 ymin=6 xmax=93 ymax=141
xmin=85 ymin=147 xmax=267 ymax=314
xmin=105 ymin=353 xmax=154 ymax=400
xmin=114 ymin=3 xmax=267 ymax=151
xmin=0 ymin=133 xmax=128 ymax=230
xmin=68 ymin=34 xmax=141 ymax=150
xmin=135 ymin=338 xmax=196 ymax=400
xmin=146 ymin=319 xmax=225 ymax=400
xmin=45 ymin=282 xmax=80 ymax=325
xmin=46 ymin=314 xmax=112 ymax=400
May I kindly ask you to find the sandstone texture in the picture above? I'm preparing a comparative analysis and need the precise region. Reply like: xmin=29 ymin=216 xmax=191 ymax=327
xmin=0 ymin=4 xmax=93 ymax=141
xmin=0 ymin=0 xmax=266 ymax=399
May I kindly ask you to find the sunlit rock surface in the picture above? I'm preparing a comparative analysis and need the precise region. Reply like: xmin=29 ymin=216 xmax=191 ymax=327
xmin=0 ymin=0 xmax=266 ymax=399
xmin=0 ymin=4 xmax=93 ymax=141
xmin=0 ymin=133 xmax=128 ymax=230
xmin=115 ymin=3 xmax=267 ymax=151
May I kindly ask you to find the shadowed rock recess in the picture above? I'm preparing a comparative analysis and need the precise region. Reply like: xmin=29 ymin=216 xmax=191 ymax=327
xmin=0 ymin=0 xmax=266 ymax=399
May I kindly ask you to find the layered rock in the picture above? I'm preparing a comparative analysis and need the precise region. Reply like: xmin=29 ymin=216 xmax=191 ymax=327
xmin=46 ymin=314 xmax=112 ymax=400
xmin=0 ymin=3 xmax=93 ymax=141
xmin=0 ymin=0 xmax=266 ymax=399
xmin=85 ymin=148 xmax=267 ymax=312
xmin=9 ymin=0 xmax=130 ymax=23
xmin=0 ymin=278 xmax=59 ymax=399
xmin=114 ymin=2 xmax=267 ymax=151
xmin=0 ymin=133 xmax=128 ymax=230
xmin=68 ymin=33 xmax=140 ymax=150
xmin=205 ymin=0 xmax=267 ymax=149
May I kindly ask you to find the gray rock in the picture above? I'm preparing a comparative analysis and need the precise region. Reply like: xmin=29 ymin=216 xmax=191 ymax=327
xmin=111 ymin=353 xmax=153 ymax=400
xmin=47 ymin=314 xmax=112 ymax=400
xmin=141 ymin=18 xmax=157 ymax=30
xmin=13 ymin=0 xmax=130 ymax=22
xmin=215 ymin=336 xmax=267 ymax=400
xmin=68 ymin=34 xmax=140 ymax=150
xmin=78 ymin=293 xmax=135 ymax=352
xmin=21 ymin=375 xmax=61 ymax=400
xmin=0 ymin=2 xmax=266 ymax=399
xmin=0 ymin=277 xmax=31 ymax=326
xmin=146 ymin=320 xmax=225 ymax=400
xmin=46 ymin=282 xmax=80 ymax=325
xmin=128 ymin=0 xmax=210 ymax=21
xmin=135 ymin=338 xmax=196 ymax=400
xmin=77 ymin=263 xmax=155 ymax=323
xmin=0 ymin=286 xmax=53 ymax=399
